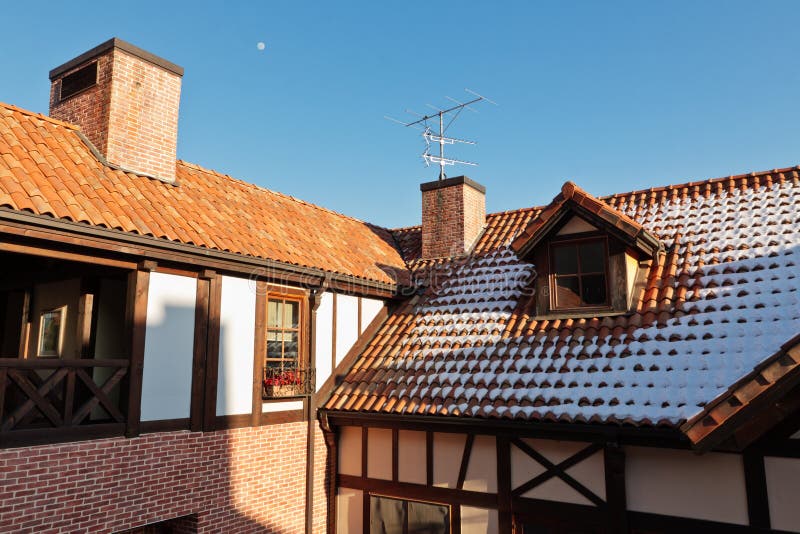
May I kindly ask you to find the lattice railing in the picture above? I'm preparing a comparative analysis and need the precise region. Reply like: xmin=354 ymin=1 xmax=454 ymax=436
xmin=0 ymin=358 xmax=129 ymax=432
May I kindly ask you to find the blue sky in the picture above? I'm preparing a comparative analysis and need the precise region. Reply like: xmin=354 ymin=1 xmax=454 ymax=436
xmin=2 ymin=1 xmax=799 ymax=228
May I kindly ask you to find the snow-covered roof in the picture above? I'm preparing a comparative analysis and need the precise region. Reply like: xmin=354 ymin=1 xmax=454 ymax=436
xmin=324 ymin=167 xmax=800 ymax=441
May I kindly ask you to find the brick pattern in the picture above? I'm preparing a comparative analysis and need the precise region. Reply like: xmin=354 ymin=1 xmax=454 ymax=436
xmin=0 ymin=423 xmax=314 ymax=534
xmin=49 ymin=45 xmax=181 ymax=183
xmin=312 ymin=423 xmax=332 ymax=534
xmin=49 ymin=55 xmax=113 ymax=158
xmin=421 ymin=180 xmax=486 ymax=259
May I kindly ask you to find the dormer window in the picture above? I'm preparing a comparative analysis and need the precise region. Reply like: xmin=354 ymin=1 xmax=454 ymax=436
xmin=551 ymin=237 xmax=609 ymax=310
xmin=510 ymin=181 xmax=663 ymax=319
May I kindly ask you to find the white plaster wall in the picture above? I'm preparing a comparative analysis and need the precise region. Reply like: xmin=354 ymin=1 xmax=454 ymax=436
xmin=556 ymin=216 xmax=597 ymax=236
xmin=461 ymin=506 xmax=498 ymax=534
xmin=765 ymin=456 xmax=800 ymax=532
xmin=335 ymin=294 xmax=359 ymax=364
xmin=367 ymin=427 xmax=393 ymax=480
xmin=398 ymin=430 xmax=427 ymax=485
xmin=141 ymin=272 xmax=197 ymax=421
xmin=625 ymin=446 xmax=748 ymax=525
xmin=339 ymin=425 xmax=362 ymax=477
xmin=314 ymin=292 xmax=334 ymax=390
xmin=463 ymin=435 xmax=497 ymax=493
xmin=216 ymin=275 xmax=256 ymax=416
xmin=360 ymin=297 xmax=384 ymax=332
xmin=262 ymin=400 xmax=303 ymax=413
xmin=337 ymin=488 xmax=363 ymax=534
xmin=433 ymin=432 xmax=465 ymax=488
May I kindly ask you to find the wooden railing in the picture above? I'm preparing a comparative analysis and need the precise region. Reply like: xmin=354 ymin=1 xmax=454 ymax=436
xmin=0 ymin=358 xmax=129 ymax=434
xmin=262 ymin=367 xmax=315 ymax=399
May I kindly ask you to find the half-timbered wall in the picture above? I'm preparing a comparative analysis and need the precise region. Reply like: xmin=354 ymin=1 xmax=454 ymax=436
xmin=141 ymin=272 xmax=197 ymax=422
xmin=216 ymin=275 xmax=256 ymax=417
xmin=334 ymin=424 xmax=783 ymax=533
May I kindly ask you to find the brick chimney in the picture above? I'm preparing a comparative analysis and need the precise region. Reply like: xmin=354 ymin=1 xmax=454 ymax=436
xmin=49 ymin=38 xmax=183 ymax=184
xmin=420 ymin=176 xmax=486 ymax=258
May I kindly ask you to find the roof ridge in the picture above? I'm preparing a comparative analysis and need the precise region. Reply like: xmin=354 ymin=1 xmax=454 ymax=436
xmin=600 ymin=165 xmax=800 ymax=202
xmin=176 ymin=159 xmax=392 ymax=231
xmin=0 ymin=101 xmax=79 ymax=131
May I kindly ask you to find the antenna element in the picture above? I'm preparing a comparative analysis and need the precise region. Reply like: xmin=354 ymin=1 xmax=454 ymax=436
xmin=385 ymin=89 xmax=495 ymax=180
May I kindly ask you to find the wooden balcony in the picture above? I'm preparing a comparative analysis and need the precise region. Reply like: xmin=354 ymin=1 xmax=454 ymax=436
xmin=262 ymin=367 xmax=315 ymax=399
xmin=0 ymin=357 xmax=129 ymax=446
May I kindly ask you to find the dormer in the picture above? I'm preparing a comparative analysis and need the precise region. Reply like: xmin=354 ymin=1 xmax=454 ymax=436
xmin=511 ymin=181 xmax=662 ymax=318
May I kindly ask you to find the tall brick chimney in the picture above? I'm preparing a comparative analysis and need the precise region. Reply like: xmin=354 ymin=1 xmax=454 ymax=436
xmin=49 ymin=38 xmax=183 ymax=184
xmin=420 ymin=176 xmax=486 ymax=258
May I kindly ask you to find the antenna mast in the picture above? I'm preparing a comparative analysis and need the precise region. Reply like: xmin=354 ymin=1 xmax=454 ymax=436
xmin=385 ymin=89 xmax=496 ymax=181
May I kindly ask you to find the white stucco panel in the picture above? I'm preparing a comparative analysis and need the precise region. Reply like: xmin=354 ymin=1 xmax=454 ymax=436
xmin=433 ymin=432 xmax=466 ymax=488
xmin=461 ymin=506 xmax=498 ymax=534
xmin=398 ymin=430 xmax=427 ymax=485
xmin=335 ymin=294 xmax=359 ymax=364
xmin=339 ymin=425 xmax=363 ymax=477
xmin=765 ymin=456 xmax=800 ymax=532
xmin=216 ymin=275 xmax=256 ymax=416
xmin=337 ymin=488 xmax=363 ymax=534
xmin=314 ymin=292 xmax=334 ymax=390
xmin=368 ymin=428 xmax=393 ymax=480
xmin=360 ymin=297 xmax=384 ymax=332
xmin=141 ymin=272 xmax=197 ymax=422
xmin=463 ymin=435 xmax=497 ymax=494
xmin=625 ymin=446 xmax=748 ymax=525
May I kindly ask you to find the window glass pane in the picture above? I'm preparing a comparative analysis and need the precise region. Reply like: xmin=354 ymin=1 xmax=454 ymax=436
xmin=579 ymin=241 xmax=605 ymax=273
xmin=283 ymin=331 xmax=298 ymax=365
xmin=580 ymin=274 xmax=607 ymax=305
xmin=553 ymin=245 xmax=578 ymax=274
xmin=408 ymin=501 xmax=449 ymax=534
xmin=371 ymin=496 xmax=404 ymax=534
xmin=266 ymin=335 xmax=283 ymax=360
xmin=267 ymin=299 xmax=282 ymax=328
xmin=285 ymin=300 xmax=299 ymax=328
xmin=555 ymin=276 xmax=581 ymax=308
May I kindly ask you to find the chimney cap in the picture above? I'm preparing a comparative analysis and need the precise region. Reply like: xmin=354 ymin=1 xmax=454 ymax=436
xmin=420 ymin=175 xmax=486 ymax=194
xmin=49 ymin=37 xmax=184 ymax=80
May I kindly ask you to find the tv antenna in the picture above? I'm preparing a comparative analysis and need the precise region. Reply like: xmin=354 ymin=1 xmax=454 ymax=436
xmin=385 ymin=89 xmax=496 ymax=181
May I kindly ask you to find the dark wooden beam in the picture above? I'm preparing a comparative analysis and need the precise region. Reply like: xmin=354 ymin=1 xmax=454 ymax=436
xmin=251 ymin=280 xmax=266 ymax=427
xmin=190 ymin=274 xmax=211 ymax=432
xmin=456 ymin=434 xmax=474 ymax=490
xmin=743 ymin=451 xmax=770 ymax=529
xmin=497 ymin=436 xmax=512 ymax=534
xmin=124 ymin=261 xmax=153 ymax=438
xmin=604 ymin=442 xmax=627 ymax=533
xmin=426 ymin=431 xmax=434 ymax=487
xmin=338 ymin=474 xmax=497 ymax=509
xmin=203 ymin=274 xmax=222 ymax=431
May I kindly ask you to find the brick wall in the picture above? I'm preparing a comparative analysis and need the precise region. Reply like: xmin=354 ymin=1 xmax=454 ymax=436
xmin=49 ymin=55 xmax=114 ymax=157
xmin=0 ymin=423 xmax=318 ymax=534
xmin=421 ymin=176 xmax=486 ymax=259
xmin=50 ymin=42 xmax=181 ymax=184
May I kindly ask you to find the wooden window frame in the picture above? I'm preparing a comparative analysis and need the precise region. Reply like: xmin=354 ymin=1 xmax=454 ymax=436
xmin=254 ymin=284 xmax=310 ymax=404
xmin=548 ymin=234 xmax=611 ymax=313
xmin=36 ymin=305 xmax=67 ymax=358
xmin=368 ymin=493 xmax=453 ymax=534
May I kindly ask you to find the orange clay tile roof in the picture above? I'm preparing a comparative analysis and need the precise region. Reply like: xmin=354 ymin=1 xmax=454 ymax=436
xmin=326 ymin=167 xmax=800 ymax=433
xmin=510 ymin=180 xmax=662 ymax=258
xmin=0 ymin=102 xmax=408 ymax=285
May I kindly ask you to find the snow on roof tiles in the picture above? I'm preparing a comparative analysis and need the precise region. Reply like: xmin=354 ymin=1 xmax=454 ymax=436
xmin=325 ymin=169 xmax=800 ymax=429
